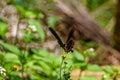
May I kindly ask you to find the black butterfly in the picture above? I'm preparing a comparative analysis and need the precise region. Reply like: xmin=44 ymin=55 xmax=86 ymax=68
xmin=49 ymin=28 xmax=74 ymax=52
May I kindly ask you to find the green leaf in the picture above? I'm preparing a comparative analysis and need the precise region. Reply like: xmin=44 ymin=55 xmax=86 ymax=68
xmin=103 ymin=66 xmax=113 ymax=73
xmin=0 ymin=42 xmax=20 ymax=55
xmin=23 ymin=29 xmax=36 ymax=42
xmin=38 ymin=49 xmax=49 ymax=57
xmin=25 ymin=10 xmax=37 ymax=18
xmin=46 ymin=0 xmax=55 ymax=3
xmin=32 ymin=55 xmax=51 ymax=64
xmin=5 ymin=53 xmax=20 ymax=64
xmin=18 ymin=51 xmax=27 ymax=64
xmin=102 ymin=73 xmax=111 ymax=80
xmin=73 ymin=50 xmax=85 ymax=61
xmin=0 ymin=53 xmax=4 ymax=61
xmin=31 ymin=65 xmax=43 ymax=71
xmin=25 ymin=61 xmax=35 ymax=67
xmin=80 ymin=40 xmax=98 ymax=48
xmin=15 ymin=5 xmax=26 ymax=16
xmin=38 ymin=61 xmax=51 ymax=74
xmin=87 ymin=64 xmax=102 ymax=72
xmin=49 ymin=54 xmax=61 ymax=67
xmin=0 ymin=53 xmax=5 ymax=65
xmin=79 ymin=62 xmax=88 ymax=70
xmin=28 ymin=20 xmax=45 ymax=41
xmin=80 ymin=75 xmax=97 ymax=80
xmin=53 ymin=56 xmax=61 ymax=67
xmin=37 ymin=13 xmax=44 ymax=18
xmin=39 ymin=70 xmax=48 ymax=77
xmin=47 ymin=16 xmax=61 ymax=28
xmin=0 ymin=21 xmax=8 ymax=38
xmin=83 ymin=49 xmax=96 ymax=58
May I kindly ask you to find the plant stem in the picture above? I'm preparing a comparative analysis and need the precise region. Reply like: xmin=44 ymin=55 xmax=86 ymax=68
xmin=14 ymin=20 xmax=20 ymax=45
xmin=21 ymin=64 xmax=24 ymax=80
xmin=60 ymin=58 xmax=64 ymax=80
xmin=79 ymin=70 xmax=83 ymax=79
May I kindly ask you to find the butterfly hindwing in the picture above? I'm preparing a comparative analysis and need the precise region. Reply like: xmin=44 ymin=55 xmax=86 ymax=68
xmin=65 ymin=29 xmax=74 ymax=52
xmin=66 ymin=29 xmax=74 ymax=43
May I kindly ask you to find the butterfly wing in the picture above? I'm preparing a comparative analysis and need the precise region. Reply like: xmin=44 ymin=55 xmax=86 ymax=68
xmin=66 ymin=29 xmax=74 ymax=43
xmin=49 ymin=28 xmax=64 ymax=48
xmin=64 ymin=29 xmax=74 ymax=52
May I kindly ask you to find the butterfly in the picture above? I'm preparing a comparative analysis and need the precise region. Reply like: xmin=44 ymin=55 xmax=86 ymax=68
xmin=49 ymin=28 xmax=74 ymax=52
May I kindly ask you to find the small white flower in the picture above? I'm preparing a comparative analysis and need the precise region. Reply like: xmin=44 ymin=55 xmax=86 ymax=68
xmin=0 ymin=66 xmax=6 ymax=77
xmin=28 ymin=25 xmax=37 ymax=32
xmin=88 ymin=48 xmax=94 ymax=52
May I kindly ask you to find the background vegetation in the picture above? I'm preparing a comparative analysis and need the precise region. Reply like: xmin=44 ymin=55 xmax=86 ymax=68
xmin=0 ymin=0 xmax=120 ymax=80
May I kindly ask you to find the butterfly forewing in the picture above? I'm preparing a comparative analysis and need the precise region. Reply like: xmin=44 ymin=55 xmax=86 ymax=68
xmin=49 ymin=28 xmax=64 ymax=48
xmin=49 ymin=28 xmax=74 ymax=53
xmin=64 ymin=29 xmax=74 ymax=52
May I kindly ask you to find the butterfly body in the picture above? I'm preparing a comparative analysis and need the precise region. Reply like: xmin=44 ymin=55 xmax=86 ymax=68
xmin=49 ymin=28 xmax=74 ymax=53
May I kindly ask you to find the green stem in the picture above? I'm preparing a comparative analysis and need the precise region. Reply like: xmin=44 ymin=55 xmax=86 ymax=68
xmin=60 ymin=58 xmax=64 ymax=80
xmin=21 ymin=64 xmax=24 ymax=80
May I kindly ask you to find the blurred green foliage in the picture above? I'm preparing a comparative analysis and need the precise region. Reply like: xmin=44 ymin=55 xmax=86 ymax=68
xmin=86 ymin=0 xmax=109 ymax=11
xmin=102 ymin=66 xmax=118 ymax=80
xmin=0 ymin=0 xmax=118 ymax=80
xmin=28 ymin=20 xmax=45 ymax=42
xmin=0 ymin=41 xmax=99 ymax=79
xmin=80 ymin=75 xmax=96 ymax=80
xmin=16 ymin=5 xmax=44 ymax=18
xmin=0 ymin=21 xmax=8 ymax=39
xmin=48 ymin=16 xmax=61 ymax=28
